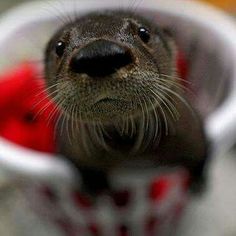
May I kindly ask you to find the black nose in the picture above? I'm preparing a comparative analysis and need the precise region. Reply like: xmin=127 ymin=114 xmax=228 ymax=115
xmin=69 ymin=40 xmax=133 ymax=77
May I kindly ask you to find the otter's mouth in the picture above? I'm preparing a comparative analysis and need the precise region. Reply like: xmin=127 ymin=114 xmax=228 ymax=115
xmin=94 ymin=97 xmax=122 ymax=105
xmin=93 ymin=97 xmax=131 ymax=112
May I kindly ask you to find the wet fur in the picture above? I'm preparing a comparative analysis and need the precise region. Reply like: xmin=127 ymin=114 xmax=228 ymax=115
xmin=44 ymin=10 xmax=208 ymax=192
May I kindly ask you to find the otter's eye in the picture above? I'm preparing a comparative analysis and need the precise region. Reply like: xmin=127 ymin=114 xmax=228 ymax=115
xmin=138 ymin=27 xmax=150 ymax=43
xmin=55 ymin=41 xmax=66 ymax=57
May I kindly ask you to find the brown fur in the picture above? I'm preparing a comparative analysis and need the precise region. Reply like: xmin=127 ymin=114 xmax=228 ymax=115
xmin=44 ymin=11 xmax=208 ymax=191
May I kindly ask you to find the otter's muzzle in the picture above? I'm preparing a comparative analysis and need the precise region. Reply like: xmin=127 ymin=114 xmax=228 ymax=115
xmin=69 ymin=39 xmax=133 ymax=77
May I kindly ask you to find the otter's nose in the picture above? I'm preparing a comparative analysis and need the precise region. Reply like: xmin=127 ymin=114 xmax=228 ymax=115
xmin=69 ymin=40 xmax=133 ymax=77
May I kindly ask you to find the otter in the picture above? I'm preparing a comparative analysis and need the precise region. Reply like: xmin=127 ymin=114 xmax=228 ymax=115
xmin=44 ymin=11 xmax=209 ymax=193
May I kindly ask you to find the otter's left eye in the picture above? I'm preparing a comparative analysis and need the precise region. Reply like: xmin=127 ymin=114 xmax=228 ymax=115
xmin=138 ymin=27 xmax=150 ymax=43
xmin=55 ymin=41 xmax=66 ymax=57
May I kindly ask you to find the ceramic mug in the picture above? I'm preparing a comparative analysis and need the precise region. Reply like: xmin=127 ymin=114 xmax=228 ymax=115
xmin=0 ymin=1 xmax=235 ymax=235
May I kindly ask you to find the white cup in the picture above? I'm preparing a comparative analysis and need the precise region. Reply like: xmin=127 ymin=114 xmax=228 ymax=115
xmin=0 ymin=1 xmax=235 ymax=235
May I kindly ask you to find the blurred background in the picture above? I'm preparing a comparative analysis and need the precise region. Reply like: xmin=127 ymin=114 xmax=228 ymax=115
xmin=0 ymin=1 xmax=235 ymax=236
xmin=0 ymin=0 xmax=236 ymax=12
xmin=0 ymin=0 xmax=235 ymax=14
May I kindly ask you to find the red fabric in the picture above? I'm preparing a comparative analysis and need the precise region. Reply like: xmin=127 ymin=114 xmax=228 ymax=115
xmin=149 ymin=176 xmax=172 ymax=202
xmin=177 ymin=50 xmax=188 ymax=82
xmin=0 ymin=63 xmax=59 ymax=153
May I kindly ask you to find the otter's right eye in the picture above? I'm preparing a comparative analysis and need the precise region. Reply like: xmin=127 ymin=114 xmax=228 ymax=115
xmin=138 ymin=27 xmax=150 ymax=43
xmin=55 ymin=41 xmax=66 ymax=57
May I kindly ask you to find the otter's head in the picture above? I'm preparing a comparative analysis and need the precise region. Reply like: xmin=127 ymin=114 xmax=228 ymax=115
xmin=45 ymin=11 xmax=176 ymax=124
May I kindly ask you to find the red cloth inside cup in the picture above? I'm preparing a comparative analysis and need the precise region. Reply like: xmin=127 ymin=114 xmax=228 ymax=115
xmin=0 ymin=63 xmax=59 ymax=153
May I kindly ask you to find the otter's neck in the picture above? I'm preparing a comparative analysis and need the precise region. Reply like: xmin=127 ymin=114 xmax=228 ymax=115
xmin=75 ymin=109 xmax=162 ymax=157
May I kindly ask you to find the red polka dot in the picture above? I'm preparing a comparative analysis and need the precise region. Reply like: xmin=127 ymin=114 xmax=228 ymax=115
xmin=118 ymin=224 xmax=129 ymax=236
xmin=40 ymin=186 xmax=57 ymax=203
xmin=149 ymin=177 xmax=172 ymax=202
xmin=88 ymin=223 xmax=101 ymax=236
xmin=146 ymin=216 xmax=159 ymax=236
xmin=175 ymin=202 xmax=185 ymax=219
xmin=111 ymin=190 xmax=131 ymax=208
xmin=55 ymin=218 xmax=77 ymax=236
xmin=180 ymin=173 xmax=191 ymax=191
xmin=72 ymin=191 xmax=92 ymax=208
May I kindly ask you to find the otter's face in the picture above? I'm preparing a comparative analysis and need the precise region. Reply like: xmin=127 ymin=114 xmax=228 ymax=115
xmin=45 ymin=11 xmax=176 ymax=123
